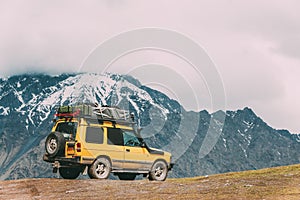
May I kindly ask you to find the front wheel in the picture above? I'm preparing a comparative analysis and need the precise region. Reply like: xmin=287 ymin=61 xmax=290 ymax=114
xmin=88 ymin=157 xmax=111 ymax=179
xmin=149 ymin=160 xmax=168 ymax=181
xmin=59 ymin=167 xmax=81 ymax=179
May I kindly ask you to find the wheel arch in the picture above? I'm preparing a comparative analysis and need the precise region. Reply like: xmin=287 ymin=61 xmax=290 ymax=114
xmin=93 ymin=155 xmax=112 ymax=167
xmin=153 ymin=158 xmax=168 ymax=165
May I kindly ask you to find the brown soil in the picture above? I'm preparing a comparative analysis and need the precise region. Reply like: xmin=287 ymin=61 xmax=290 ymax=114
xmin=1 ymin=164 xmax=300 ymax=200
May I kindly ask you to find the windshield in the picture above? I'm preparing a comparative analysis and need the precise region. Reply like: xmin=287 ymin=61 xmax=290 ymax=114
xmin=55 ymin=122 xmax=78 ymax=140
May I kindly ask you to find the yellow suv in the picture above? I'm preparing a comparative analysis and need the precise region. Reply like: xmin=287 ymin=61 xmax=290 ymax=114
xmin=43 ymin=104 xmax=173 ymax=181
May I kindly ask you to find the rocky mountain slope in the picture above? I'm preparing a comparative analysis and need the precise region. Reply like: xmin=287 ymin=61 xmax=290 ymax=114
xmin=0 ymin=73 xmax=299 ymax=180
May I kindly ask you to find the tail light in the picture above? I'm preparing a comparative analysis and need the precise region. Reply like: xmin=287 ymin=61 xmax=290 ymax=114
xmin=76 ymin=142 xmax=81 ymax=152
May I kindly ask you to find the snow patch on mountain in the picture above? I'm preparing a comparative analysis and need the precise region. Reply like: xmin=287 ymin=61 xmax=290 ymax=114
xmin=0 ymin=106 xmax=9 ymax=115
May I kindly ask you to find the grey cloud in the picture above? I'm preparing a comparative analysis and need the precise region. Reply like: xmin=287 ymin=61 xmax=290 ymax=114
xmin=228 ymin=1 xmax=300 ymax=59
xmin=0 ymin=0 xmax=299 ymax=132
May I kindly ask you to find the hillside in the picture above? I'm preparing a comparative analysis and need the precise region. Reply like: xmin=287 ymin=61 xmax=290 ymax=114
xmin=0 ymin=164 xmax=300 ymax=200
xmin=1 ymin=73 xmax=300 ymax=179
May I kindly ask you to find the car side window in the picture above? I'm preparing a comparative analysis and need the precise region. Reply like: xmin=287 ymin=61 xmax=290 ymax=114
xmin=123 ymin=131 xmax=142 ymax=147
xmin=107 ymin=128 xmax=124 ymax=146
xmin=85 ymin=127 xmax=104 ymax=144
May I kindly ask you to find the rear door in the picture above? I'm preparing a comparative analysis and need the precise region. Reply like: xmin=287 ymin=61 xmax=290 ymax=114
xmin=106 ymin=128 xmax=125 ymax=169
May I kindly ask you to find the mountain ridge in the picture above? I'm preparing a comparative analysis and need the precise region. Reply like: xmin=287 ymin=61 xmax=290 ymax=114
xmin=0 ymin=73 xmax=299 ymax=180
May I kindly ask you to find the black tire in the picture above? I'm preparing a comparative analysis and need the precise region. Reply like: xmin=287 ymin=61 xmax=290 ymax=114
xmin=149 ymin=160 xmax=168 ymax=181
xmin=87 ymin=171 xmax=94 ymax=179
xmin=59 ymin=167 xmax=81 ymax=179
xmin=117 ymin=173 xmax=136 ymax=180
xmin=88 ymin=157 xmax=111 ymax=179
xmin=45 ymin=132 xmax=65 ymax=157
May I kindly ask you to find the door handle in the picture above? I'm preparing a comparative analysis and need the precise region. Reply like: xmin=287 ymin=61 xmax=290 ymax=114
xmin=126 ymin=149 xmax=130 ymax=152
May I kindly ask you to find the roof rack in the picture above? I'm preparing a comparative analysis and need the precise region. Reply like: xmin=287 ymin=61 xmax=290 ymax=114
xmin=55 ymin=104 xmax=135 ymax=124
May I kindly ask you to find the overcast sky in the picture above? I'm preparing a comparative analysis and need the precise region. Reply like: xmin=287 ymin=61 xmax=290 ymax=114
xmin=0 ymin=0 xmax=299 ymax=133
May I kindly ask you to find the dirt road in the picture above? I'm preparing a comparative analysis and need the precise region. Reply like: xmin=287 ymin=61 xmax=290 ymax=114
xmin=1 ymin=164 xmax=300 ymax=200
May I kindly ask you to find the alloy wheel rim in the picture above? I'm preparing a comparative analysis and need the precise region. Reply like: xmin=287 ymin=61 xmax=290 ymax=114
xmin=96 ymin=163 xmax=106 ymax=176
xmin=155 ymin=166 xmax=164 ymax=177
xmin=48 ymin=138 xmax=57 ymax=154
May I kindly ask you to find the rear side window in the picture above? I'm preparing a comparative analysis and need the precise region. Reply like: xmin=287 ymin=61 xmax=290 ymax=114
xmin=86 ymin=127 xmax=104 ymax=144
xmin=107 ymin=128 xmax=124 ymax=146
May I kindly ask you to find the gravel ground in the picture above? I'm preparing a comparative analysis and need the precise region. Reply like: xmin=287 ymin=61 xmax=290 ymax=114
xmin=1 ymin=164 xmax=300 ymax=200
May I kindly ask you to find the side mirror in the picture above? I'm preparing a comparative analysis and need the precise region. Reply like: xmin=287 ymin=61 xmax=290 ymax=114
xmin=141 ymin=141 xmax=152 ymax=153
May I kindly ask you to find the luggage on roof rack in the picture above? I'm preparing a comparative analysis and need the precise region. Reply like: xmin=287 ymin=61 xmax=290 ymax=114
xmin=57 ymin=104 xmax=93 ymax=116
xmin=55 ymin=104 xmax=133 ymax=122
xmin=94 ymin=106 xmax=130 ymax=120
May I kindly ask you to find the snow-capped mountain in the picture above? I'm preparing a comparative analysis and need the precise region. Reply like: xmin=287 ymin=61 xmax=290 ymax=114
xmin=0 ymin=73 xmax=300 ymax=180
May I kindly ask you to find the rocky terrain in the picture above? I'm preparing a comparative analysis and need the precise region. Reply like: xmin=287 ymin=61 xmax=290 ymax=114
xmin=0 ymin=164 xmax=300 ymax=200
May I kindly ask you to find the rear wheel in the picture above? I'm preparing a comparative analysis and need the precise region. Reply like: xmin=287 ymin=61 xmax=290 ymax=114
xmin=149 ymin=160 xmax=168 ymax=181
xmin=88 ymin=157 xmax=111 ymax=179
xmin=59 ymin=167 xmax=81 ymax=179
xmin=117 ymin=173 xmax=136 ymax=180
xmin=45 ymin=132 xmax=65 ymax=157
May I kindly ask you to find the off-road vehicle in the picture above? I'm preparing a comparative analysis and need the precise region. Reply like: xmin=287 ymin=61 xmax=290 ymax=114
xmin=43 ymin=104 xmax=173 ymax=181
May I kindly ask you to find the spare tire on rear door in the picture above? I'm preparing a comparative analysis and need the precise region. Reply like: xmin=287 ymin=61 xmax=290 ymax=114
xmin=45 ymin=132 xmax=66 ymax=157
